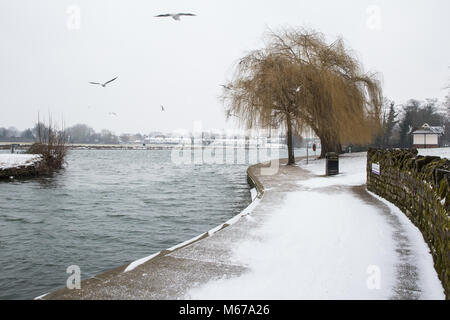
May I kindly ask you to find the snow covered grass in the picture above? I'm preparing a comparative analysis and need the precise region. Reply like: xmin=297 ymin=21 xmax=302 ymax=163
xmin=417 ymin=147 xmax=450 ymax=159
xmin=186 ymin=151 xmax=445 ymax=300
xmin=0 ymin=154 xmax=42 ymax=170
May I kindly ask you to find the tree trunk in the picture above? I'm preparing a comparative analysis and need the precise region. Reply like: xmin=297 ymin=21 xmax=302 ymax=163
xmin=318 ymin=132 xmax=341 ymax=158
xmin=319 ymin=137 xmax=329 ymax=158
xmin=286 ymin=114 xmax=295 ymax=165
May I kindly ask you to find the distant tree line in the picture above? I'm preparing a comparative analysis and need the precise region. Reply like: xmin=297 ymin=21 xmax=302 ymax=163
xmin=65 ymin=124 xmax=120 ymax=144
xmin=0 ymin=123 xmax=136 ymax=145
xmin=0 ymin=126 xmax=34 ymax=141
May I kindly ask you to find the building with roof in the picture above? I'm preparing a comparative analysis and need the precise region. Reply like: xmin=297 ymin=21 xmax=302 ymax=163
xmin=411 ymin=123 xmax=444 ymax=148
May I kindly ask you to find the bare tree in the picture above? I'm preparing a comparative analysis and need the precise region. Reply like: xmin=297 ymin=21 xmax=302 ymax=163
xmin=28 ymin=114 xmax=68 ymax=171
xmin=223 ymin=27 xmax=383 ymax=161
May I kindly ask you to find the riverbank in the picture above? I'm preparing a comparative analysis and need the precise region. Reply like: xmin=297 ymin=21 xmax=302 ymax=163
xmin=38 ymin=152 xmax=445 ymax=299
xmin=0 ymin=154 xmax=43 ymax=180
xmin=0 ymin=142 xmax=172 ymax=151
xmin=37 ymin=157 xmax=297 ymax=299
xmin=1 ymin=142 xmax=288 ymax=151
xmin=1 ymin=149 xmax=254 ymax=299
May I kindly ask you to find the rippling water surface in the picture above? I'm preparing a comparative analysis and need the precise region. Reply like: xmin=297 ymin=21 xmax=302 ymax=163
xmin=0 ymin=148 xmax=305 ymax=299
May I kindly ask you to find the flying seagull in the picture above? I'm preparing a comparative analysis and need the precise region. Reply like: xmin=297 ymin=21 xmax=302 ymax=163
xmin=109 ymin=112 xmax=117 ymax=117
xmin=160 ymin=105 xmax=165 ymax=111
xmin=89 ymin=77 xmax=118 ymax=87
xmin=154 ymin=13 xmax=196 ymax=21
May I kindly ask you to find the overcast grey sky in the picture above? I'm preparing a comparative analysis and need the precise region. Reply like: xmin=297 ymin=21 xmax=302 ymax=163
xmin=1 ymin=0 xmax=449 ymax=134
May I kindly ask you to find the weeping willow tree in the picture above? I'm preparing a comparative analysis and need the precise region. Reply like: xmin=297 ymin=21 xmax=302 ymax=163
xmin=223 ymin=52 xmax=304 ymax=164
xmin=223 ymin=27 xmax=383 ymax=161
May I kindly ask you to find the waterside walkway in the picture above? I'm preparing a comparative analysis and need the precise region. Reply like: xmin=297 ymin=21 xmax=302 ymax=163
xmin=40 ymin=156 xmax=444 ymax=299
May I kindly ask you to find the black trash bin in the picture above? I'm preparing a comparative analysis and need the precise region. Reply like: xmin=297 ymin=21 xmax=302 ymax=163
xmin=325 ymin=152 xmax=339 ymax=176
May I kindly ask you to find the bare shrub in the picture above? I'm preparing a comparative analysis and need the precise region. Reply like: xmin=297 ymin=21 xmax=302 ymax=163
xmin=27 ymin=115 xmax=68 ymax=171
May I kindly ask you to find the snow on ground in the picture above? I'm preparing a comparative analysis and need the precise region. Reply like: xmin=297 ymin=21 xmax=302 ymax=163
xmin=297 ymin=152 xmax=368 ymax=188
xmin=188 ymin=192 xmax=398 ymax=299
xmin=368 ymin=191 xmax=445 ymax=298
xmin=297 ymin=147 xmax=450 ymax=188
xmin=187 ymin=151 xmax=445 ymax=299
xmin=0 ymin=154 xmax=41 ymax=170
xmin=418 ymin=147 xmax=450 ymax=158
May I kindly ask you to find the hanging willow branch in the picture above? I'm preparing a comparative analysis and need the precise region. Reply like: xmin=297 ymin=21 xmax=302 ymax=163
xmin=222 ymin=27 xmax=383 ymax=158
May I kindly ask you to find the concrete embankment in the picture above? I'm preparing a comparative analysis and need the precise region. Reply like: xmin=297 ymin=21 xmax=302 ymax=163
xmin=38 ymin=153 xmax=445 ymax=299
xmin=39 ymin=157 xmax=308 ymax=300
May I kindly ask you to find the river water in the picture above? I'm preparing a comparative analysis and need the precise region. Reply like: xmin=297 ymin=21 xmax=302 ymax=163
xmin=0 ymin=147 xmax=308 ymax=299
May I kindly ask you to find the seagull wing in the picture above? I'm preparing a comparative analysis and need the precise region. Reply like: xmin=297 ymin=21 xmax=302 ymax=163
xmin=104 ymin=77 xmax=118 ymax=85
xmin=155 ymin=14 xmax=172 ymax=17
xmin=178 ymin=13 xmax=196 ymax=16
xmin=89 ymin=82 xmax=101 ymax=85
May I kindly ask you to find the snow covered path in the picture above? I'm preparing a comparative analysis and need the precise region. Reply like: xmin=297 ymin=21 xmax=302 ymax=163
xmin=42 ymin=151 xmax=446 ymax=300
xmin=187 ymin=152 xmax=445 ymax=299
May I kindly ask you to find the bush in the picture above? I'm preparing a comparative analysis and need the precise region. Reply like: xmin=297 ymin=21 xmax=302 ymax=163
xmin=27 ymin=118 xmax=68 ymax=171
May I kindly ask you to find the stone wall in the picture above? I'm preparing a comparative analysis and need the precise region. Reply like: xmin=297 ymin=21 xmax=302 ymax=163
xmin=366 ymin=148 xmax=449 ymax=298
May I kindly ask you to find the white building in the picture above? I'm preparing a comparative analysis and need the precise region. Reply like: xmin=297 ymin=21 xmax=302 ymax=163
xmin=411 ymin=123 xmax=444 ymax=148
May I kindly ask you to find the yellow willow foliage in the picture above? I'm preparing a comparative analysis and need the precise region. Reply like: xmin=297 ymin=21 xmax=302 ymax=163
xmin=223 ymin=27 xmax=383 ymax=148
